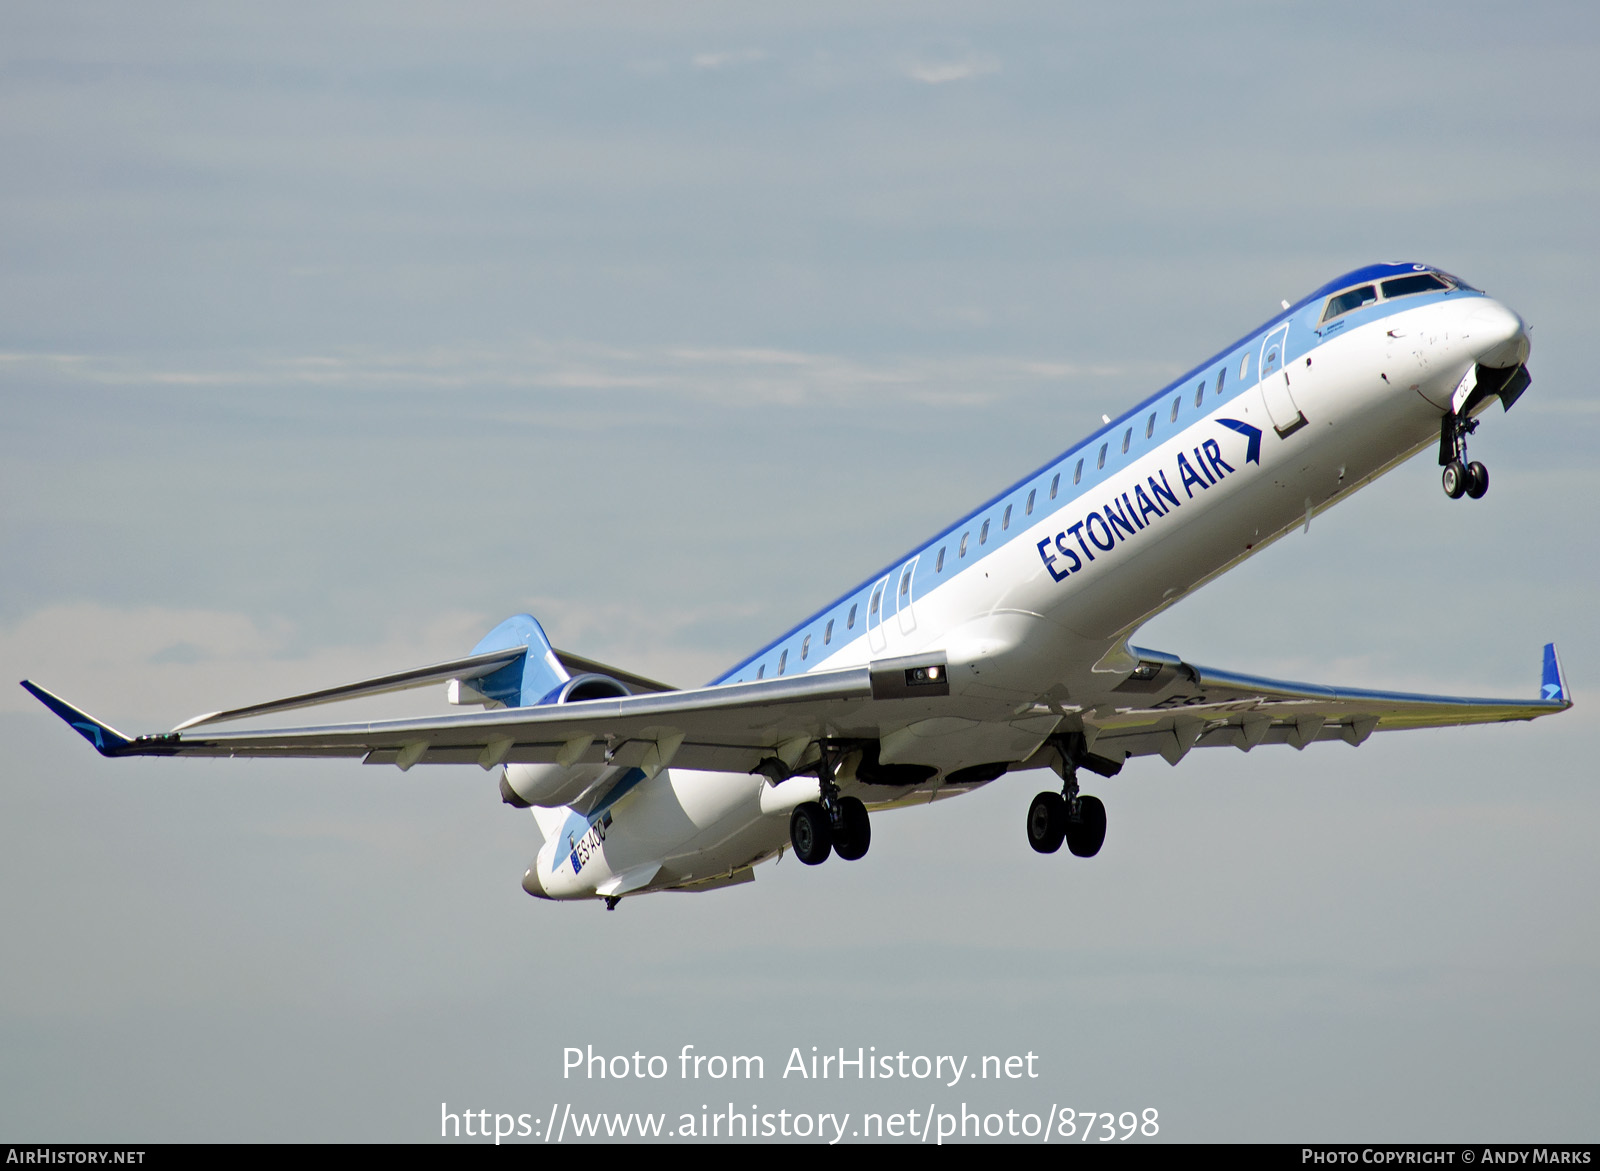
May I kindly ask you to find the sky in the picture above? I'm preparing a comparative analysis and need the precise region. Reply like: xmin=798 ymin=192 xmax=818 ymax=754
xmin=2 ymin=1 xmax=1597 ymax=1144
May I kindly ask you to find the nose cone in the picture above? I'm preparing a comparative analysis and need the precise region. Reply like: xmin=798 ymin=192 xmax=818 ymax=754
xmin=1466 ymin=299 xmax=1530 ymax=369
xmin=522 ymin=864 xmax=552 ymax=899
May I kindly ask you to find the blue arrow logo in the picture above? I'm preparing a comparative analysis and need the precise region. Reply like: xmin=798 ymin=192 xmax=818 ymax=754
xmin=1217 ymin=419 xmax=1262 ymax=465
xmin=72 ymin=721 xmax=105 ymax=749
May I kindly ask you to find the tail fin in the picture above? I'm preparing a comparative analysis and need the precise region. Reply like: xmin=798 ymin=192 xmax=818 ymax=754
xmin=1541 ymin=643 xmax=1569 ymax=705
xmin=469 ymin=615 xmax=570 ymax=708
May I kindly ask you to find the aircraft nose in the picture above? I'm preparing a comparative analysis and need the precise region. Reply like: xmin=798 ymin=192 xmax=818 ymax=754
xmin=522 ymin=864 xmax=552 ymax=899
xmin=1465 ymin=299 xmax=1530 ymax=369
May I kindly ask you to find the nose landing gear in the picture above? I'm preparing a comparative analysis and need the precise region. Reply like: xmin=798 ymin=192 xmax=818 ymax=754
xmin=1439 ymin=412 xmax=1489 ymax=500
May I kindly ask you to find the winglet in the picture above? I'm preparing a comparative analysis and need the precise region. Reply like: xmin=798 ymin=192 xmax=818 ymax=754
xmin=19 ymin=680 xmax=134 ymax=755
xmin=1540 ymin=644 xmax=1570 ymax=705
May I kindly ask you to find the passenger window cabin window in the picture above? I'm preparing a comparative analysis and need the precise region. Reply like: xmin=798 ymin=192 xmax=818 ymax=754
xmin=1239 ymin=353 xmax=1250 ymax=380
xmin=1171 ymin=396 xmax=1181 ymax=422
xmin=847 ymin=603 xmax=857 ymax=629
xmin=1002 ymin=504 xmax=1012 ymax=530
xmin=801 ymin=635 xmax=810 ymax=661
xmin=1097 ymin=443 xmax=1107 ymax=470
xmin=959 ymin=531 xmax=970 ymax=557
xmin=1050 ymin=473 xmax=1060 ymax=499
xmin=1121 ymin=428 xmax=1131 ymax=454
xmin=900 ymin=570 xmax=911 ymax=598
xmin=936 ymin=546 xmax=945 ymax=572
xmin=979 ymin=519 xmax=990 ymax=545
xmin=1074 ymin=459 xmax=1083 ymax=485
xmin=778 ymin=649 xmax=787 ymax=675
xmin=1026 ymin=488 xmax=1036 ymax=516
xmin=824 ymin=619 xmax=834 ymax=645
xmin=1194 ymin=381 xmax=1205 ymax=407
xmin=1146 ymin=412 xmax=1156 ymax=439
xmin=1321 ymin=284 xmax=1379 ymax=323
xmin=870 ymin=588 xmax=881 ymax=618
xmin=1216 ymin=368 xmax=1226 ymax=395
xmin=757 ymin=664 xmax=765 ymax=679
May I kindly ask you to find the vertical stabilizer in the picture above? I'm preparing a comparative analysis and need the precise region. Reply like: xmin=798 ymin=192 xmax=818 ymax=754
xmin=470 ymin=614 xmax=571 ymax=707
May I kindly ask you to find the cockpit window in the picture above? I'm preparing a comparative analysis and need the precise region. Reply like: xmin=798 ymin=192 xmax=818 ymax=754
xmin=1380 ymin=273 xmax=1450 ymax=299
xmin=1433 ymin=270 xmax=1479 ymax=293
xmin=1321 ymin=284 xmax=1378 ymax=324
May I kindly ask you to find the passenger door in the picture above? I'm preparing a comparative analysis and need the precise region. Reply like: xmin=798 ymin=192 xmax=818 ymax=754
xmin=1258 ymin=324 xmax=1307 ymax=436
xmin=895 ymin=556 xmax=919 ymax=637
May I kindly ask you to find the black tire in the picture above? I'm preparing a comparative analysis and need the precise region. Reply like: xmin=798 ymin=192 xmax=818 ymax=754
xmin=1027 ymin=792 xmax=1066 ymax=854
xmin=790 ymin=802 xmax=833 ymax=865
xmin=1466 ymin=461 xmax=1489 ymax=499
xmin=832 ymin=796 xmax=872 ymax=861
xmin=1442 ymin=460 xmax=1468 ymax=499
xmin=1065 ymin=794 xmax=1107 ymax=858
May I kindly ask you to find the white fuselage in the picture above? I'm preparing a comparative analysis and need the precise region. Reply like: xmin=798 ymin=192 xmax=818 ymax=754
xmin=523 ymin=283 xmax=1527 ymax=901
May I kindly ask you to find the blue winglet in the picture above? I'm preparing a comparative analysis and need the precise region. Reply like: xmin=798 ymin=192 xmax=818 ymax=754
xmin=1540 ymin=644 xmax=1569 ymax=704
xmin=19 ymin=680 xmax=134 ymax=755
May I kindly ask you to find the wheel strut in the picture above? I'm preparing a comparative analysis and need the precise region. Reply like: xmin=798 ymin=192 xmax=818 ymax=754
xmin=1047 ymin=733 xmax=1083 ymax=818
xmin=814 ymin=741 xmax=846 ymax=831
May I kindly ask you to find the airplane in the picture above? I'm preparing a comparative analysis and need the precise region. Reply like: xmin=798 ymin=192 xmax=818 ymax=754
xmin=22 ymin=261 xmax=1571 ymax=909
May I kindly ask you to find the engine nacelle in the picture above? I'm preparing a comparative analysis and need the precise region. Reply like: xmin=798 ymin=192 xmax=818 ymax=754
xmin=499 ymin=673 xmax=631 ymax=809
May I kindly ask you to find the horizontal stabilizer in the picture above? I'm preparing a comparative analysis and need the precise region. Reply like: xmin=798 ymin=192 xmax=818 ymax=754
xmin=595 ymin=863 xmax=662 ymax=898
xmin=552 ymin=649 xmax=676 ymax=694
xmin=674 ymin=868 xmax=756 ymax=893
xmin=170 ymin=646 xmax=528 ymax=731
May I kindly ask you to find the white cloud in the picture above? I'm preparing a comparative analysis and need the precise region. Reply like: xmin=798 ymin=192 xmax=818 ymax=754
xmin=691 ymin=47 xmax=767 ymax=70
xmin=0 ymin=342 xmax=1161 ymax=409
xmin=901 ymin=55 xmax=999 ymax=85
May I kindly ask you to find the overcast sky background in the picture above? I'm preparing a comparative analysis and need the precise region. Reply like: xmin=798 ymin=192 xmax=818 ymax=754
xmin=3 ymin=1 xmax=1597 ymax=1143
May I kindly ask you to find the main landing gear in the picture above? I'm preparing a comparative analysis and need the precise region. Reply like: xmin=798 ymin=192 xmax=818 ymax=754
xmin=788 ymin=743 xmax=871 ymax=865
xmin=1027 ymin=790 xmax=1106 ymax=858
xmin=1439 ymin=411 xmax=1488 ymax=501
xmin=1027 ymin=735 xmax=1107 ymax=858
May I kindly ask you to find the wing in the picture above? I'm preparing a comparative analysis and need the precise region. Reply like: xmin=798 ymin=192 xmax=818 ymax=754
xmin=20 ymin=641 xmax=1568 ymax=781
xmin=1066 ymin=642 xmax=1571 ymax=767
xmin=19 ymin=652 xmax=952 ymax=776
